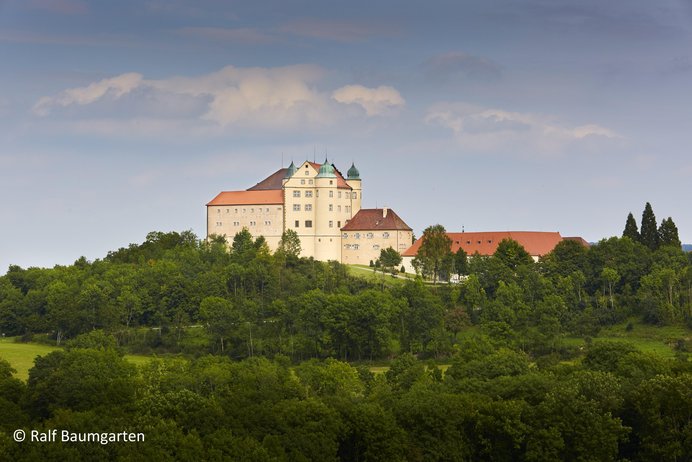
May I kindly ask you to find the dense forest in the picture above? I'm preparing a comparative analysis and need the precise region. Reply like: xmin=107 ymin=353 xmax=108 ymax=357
xmin=0 ymin=204 xmax=691 ymax=460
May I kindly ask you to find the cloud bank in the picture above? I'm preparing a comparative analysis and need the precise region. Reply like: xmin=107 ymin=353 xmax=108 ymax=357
xmin=32 ymin=65 xmax=405 ymax=133
xmin=426 ymin=102 xmax=620 ymax=155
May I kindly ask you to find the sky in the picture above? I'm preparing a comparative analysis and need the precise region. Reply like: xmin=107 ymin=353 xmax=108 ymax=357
xmin=1 ymin=0 xmax=691 ymax=271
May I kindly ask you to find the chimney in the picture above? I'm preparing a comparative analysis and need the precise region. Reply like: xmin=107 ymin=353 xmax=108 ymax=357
xmin=383 ymin=207 xmax=388 ymax=218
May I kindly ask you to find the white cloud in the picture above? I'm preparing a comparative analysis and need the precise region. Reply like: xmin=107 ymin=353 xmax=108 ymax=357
xmin=32 ymin=66 xmax=403 ymax=132
xmin=33 ymin=73 xmax=143 ymax=116
xmin=425 ymin=102 xmax=620 ymax=155
xmin=332 ymin=85 xmax=405 ymax=116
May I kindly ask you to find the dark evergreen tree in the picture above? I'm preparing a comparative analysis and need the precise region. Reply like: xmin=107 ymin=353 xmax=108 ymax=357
xmin=640 ymin=202 xmax=660 ymax=250
xmin=623 ymin=212 xmax=640 ymax=242
xmin=658 ymin=217 xmax=681 ymax=249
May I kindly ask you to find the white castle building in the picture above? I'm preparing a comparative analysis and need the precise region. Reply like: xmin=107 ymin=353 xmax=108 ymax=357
xmin=206 ymin=160 xmax=413 ymax=263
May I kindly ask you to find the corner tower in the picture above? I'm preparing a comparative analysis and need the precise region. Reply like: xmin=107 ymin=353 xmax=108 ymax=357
xmin=346 ymin=162 xmax=362 ymax=218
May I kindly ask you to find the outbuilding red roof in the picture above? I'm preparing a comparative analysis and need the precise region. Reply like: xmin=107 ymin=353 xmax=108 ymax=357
xmin=402 ymin=231 xmax=565 ymax=257
xmin=341 ymin=208 xmax=412 ymax=231
xmin=206 ymin=190 xmax=283 ymax=206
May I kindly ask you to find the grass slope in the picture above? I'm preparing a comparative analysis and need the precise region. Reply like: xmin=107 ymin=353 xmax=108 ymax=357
xmin=0 ymin=337 xmax=152 ymax=381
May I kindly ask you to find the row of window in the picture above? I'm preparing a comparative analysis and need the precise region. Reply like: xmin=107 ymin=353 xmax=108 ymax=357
xmin=291 ymin=220 xmax=343 ymax=228
xmin=217 ymin=207 xmax=280 ymax=214
xmin=291 ymin=190 xmax=358 ymax=199
xmin=215 ymin=221 xmax=272 ymax=227
xmin=342 ymin=232 xmax=390 ymax=239
xmin=292 ymin=204 xmax=351 ymax=213
xmin=344 ymin=244 xmax=385 ymax=251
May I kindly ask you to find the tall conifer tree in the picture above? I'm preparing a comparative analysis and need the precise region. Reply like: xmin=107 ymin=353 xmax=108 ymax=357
xmin=623 ymin=212 xmax=640 ymax=242
xmin=658 ymin=217 xmax=681 ymax=248
xmin=640 ymin=202 xmax=660 ymax=250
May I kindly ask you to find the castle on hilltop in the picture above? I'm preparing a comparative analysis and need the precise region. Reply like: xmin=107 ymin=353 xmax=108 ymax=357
xmin=206 ymin=160 xmax=413 ymax=263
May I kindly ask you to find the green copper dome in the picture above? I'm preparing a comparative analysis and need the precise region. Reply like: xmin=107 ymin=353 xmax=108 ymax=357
xmin=316 ymin=158 xmax=336 ymax=178
xmin=284 ymin=161 xmax=296 ymax=178
xmin=347 ymin=162 xmax=360 ymax=180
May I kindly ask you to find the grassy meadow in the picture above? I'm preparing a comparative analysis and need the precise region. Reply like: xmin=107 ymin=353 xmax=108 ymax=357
xmin=0 ymin=337 xmax=152 ymax=381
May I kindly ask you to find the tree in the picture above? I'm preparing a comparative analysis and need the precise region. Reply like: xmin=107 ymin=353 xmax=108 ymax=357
xmin=378 ymin=247 xmax=402 ymax=274
xmin=640 ymin=202 xmax=660 ymax=250
xmin=454 ymin=247 xmax=468 ymax=277
xmin=412 ymin=224 xmax=452 ymax=283
xmin=494 ymin=238 xmax=533 ymax=270
xmin=622 ymin=212 xmax=640 ymax=242
xmin=277 ymin=229 xmax=302 ymax=260
xmin=658 ymin=217 xmax=681 ymax=249
xmin=200 ymin=296 xmax=238 ymax=352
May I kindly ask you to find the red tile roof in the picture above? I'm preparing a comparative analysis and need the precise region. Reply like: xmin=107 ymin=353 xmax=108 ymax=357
xmin=248 ymin=168 xmax=288 ymax=191
xmin=402 ymin=231 xmax=564 ymax=257
xmin=563 ymin=236 xmax=591 ymax=247
xmin=341 ymin=208 xmax=412 ymax=231
xmin=207 ymin=190 xmax=283 ymax=206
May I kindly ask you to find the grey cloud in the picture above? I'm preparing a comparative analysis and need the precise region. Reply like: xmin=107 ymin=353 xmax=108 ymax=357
xmin=422 ymin=52 xmax=502 ymax=82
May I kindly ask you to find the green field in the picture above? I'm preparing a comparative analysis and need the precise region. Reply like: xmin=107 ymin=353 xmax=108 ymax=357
xmin=0 ymin=338 xmax=59 ymax=381
xmin=563 ymin=319 xmax=690 ymax=359
xmin=0 ymin=337 xmax=153 ymax=381
xmin=346 ymin=264 xmax=414 ymax=286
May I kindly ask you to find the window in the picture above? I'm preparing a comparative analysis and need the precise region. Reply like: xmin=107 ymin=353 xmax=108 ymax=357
xmin=373 ymin=245 xmax=380 ymax=250
xmin=329 ymin=191 xmax=333 ymax=198
xmin=250 ymin=221 xmax=256 ymax=226
xmin=329 ymin=220 xmax=333 ymax=228
xmin=383 ymin=232 xmax=390 ymax=238
xmin=309 ymin=179 xmax=313 ymax=184
xmin=216 ymin=222 xmax=222 ymax=226
xmin=295 ymin=220 xmax=299 ymax=227
xmin=266 ymin=208 xmax=269 ymax=212
xmin=338 ymin=191 xmax=342 ymax=198
xmin=250 ymin=208 xmax=254 ymax=213
xmin=338 ymin=221 xmax=341 ymax=227
xmin=338 ymin=205 xmax=341 ymax=212
xmin=235 ymin=208 xmax=238 ymax=213
xmin=305 ymin=191 xmax=313 ymax=198
xmin=342 ymin=233 xmax=348 ymax=238
xmin=355 ymin=233 xmax=360 ymax=239
xmin=265 ymin=221 xmax=271 ymax=225
xmin=305 ymin=220 xmax=313 ymax=228
xmin=293 ymin=204 xmax=301 ymax=211
xmin=217 ymin=209 xmax=221 ymax=213
xmin=367 ymin=232 xmax=374 ymax=239
xmin=329 ymin=204 xmax=333 ymax=211
xmin=293 ymin=190 xmax=301 ymax=198
xmin=353 ymin=244 xmax=359 ymax=250
xmin=234 ymin=221 xmax=240 ymax=226
xmin=329 ymin=180 xmax=333 ymax=185
xmin=226 ymin=209 xmax=229 ymax=213
xmin=301 ymin=179 xmax=305 ymax=184
xmin=305 ymin=204 xmax=312 ymax=211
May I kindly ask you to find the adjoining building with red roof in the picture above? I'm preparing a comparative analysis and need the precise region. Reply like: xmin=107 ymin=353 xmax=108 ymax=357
xmin=341 ymin=208 xmax=413 ymax=265
xmin=401 ymin=231 xmax=584 ymax=274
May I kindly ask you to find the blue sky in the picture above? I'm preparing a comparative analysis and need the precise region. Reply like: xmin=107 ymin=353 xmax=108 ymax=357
xmin=1 ymin=0 xmax=691 ymax=270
